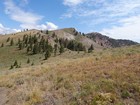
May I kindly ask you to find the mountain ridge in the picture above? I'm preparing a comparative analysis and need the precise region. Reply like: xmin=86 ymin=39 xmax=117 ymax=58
xmin=86 ymin=31 xmax=138 ymax=48
xmin=0 ymin=27 xmax=138 ymax=49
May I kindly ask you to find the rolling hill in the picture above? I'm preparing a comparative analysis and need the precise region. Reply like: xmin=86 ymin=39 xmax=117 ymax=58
xmin=0 ymin=28 xmax=139 ymax=105
xmin=0 ymin=28 xmax=138 ymax=70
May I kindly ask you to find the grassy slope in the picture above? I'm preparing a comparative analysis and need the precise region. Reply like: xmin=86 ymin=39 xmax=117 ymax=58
xmin=0 ymin=29 xmax=103 ymax=70
xmin=0 ymin=45 xmax=139 ymax=105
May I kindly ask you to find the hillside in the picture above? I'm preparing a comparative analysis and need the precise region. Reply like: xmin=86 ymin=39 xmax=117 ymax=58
xmin=0 ymin=28 xmax=138 ymax=70
xmin=86 ymin=32 xmax=138 ymax=48
xmin=0 ymin=28 xmax=139 ymax=105
xmin=0 ymin=28 xmax=102 ymax=70
xmin=0 ymin=44 xmax=140 ymax=105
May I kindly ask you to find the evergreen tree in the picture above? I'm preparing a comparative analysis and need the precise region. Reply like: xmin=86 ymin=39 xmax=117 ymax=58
xmin=82 ymin=33 xmax=85 ymax=36
xmin=88 ymin=44 xmax=94 ymax=53
xmin=27 ymin=58 xmax=30 ymax=64
xmin=42 ymin=39 xmax=46 ymax=52
xmin=10 ymin=65 xmax=14 ymax=70
xmin=54 ymin=44 xmax=58 ymax=56
xmin=38 ymin=43 xmax=41 ymax=53
xmin=47 ymin=44 xmax=53 ymax=53
xmin=33 ymin=35 xmax=38 ymax=44
xmin=77 ymin=43 xmax=84 ymax=51
xmin=46 ymin=30 xmax=49 ymax=34
xmin=40 ymin=30 xmax=43 ymax=33
xmin=13 ymin=60 xmax=18 ymax=66
xmin=83 ymin=46 xmax=87 ymax=53
xmin=28 ymin=35 xmax=33 ymax=44
xmin=31 ymin=62 xmax=34 ymax=66
xmin=52 ymin=32 xmax=55 ymax=38
xmin=59 ymin=38 xmax=64 ymax=46
xmin=18 ymin=43 xmax=23 ymax=50
xmin=1 ymin=43 xmax=4 ymax=47
xmin=74 ymin=31 xmax=78 ymax=36
xmin=17 ymin=38 xmax=21 ymax=45
xmin=64 ymin=39 xmax=68 ymax=48
xmin=54 ymin=37 xmax=59 ymax=43
xmin=67 ymin=40 xmax=75 ymax=51
xmin=32 ymin=43 xmax=38 ymax=54
xmin=15 ymin=64 xmax=20 ymax=68
xmin=29 ymin=43 xmax=33 ymax=51
xmin=10 ymin=38 xmax=14 ymax=46
xmin=25 ymin=36 xmax=29 ymax=47
xmin=23 ymin=35 xmax=26 ymax=42
xmin=44 ymin=49 xmax=51 ymax=60
xmin=7 ymin=37 xmax=10 ymax=42
xmin=59 ymin=45 xmax=64 ymax=54
xmin=101 ymin=43 xmax=103 ymax=46
xmin=27 ymin=46 xmax=30 ymax=53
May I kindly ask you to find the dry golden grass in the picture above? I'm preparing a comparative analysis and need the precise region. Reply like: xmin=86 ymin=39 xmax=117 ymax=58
xmin=0 ymin=45 xmax=140 ymax=105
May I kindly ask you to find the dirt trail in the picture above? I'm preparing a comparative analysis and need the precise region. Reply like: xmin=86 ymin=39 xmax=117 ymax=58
xmin=0 ymin=87 xmax=8 ymax=105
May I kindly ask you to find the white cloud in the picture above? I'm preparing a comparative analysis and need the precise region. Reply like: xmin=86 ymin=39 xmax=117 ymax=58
xmin=4 ymin=0 xmax=43 ymax=25
xmin=20 ymin=22 xmax=58 ymax=30
xmin=3 ymin=0 xmax=58 ymax=32
xmin=62 ymin=0 xmax=140 ymax=42
xmin=63 ymin=0 xmax=140 ymax=18
xmin=44 ymin=22 xmax=58 ymax=30
xmin=0 ymin=23 xmax=20 ymax=34
xmin=63 ymin=0 xmax=85 ymax=6
xmin=101 ymin=15 xmax=140 ymax=42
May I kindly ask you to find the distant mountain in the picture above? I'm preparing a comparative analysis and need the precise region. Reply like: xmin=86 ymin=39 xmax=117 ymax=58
xmin=86 ymin=32 xmax=138 ymax=48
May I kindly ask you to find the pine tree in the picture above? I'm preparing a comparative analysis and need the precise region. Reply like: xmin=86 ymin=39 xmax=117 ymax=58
xmin=10 ymin=65 xmax=14 ymax=70
xmin=27 ymin=58 xmax=30 ymax=64
xmin=29 ymin=43 xmax=33 ymax=51
xmin=77 ymin=43 xmax=84 ymax=51
xmin=23 ymin=35 xmax=26 ymax=42
xmin=27 ymin=46 xmax=30 ymax=53
xmin=33 ymin=35 xmax=38 ymax=44
xmin=7 ymin=37 xmax=10 ymax=42
xmin=59 ymin=45 xmax=64 ymax=54
xmin=38 ymin=43 xmax=41 ymax=53
xmin=25 ymin=36 xmax=29 ymax=47
xmin=82 ymin=33 xmax=85 ymax=36
xmin=64 ymin=39 xmax=68 ymax=48
xmin=18 ymin=43 xmax=23 ymax=50
xmin=88 ymin=44 xmax=94 ymax=53
xmin=44 ymin=49 xmax=51 ymax=60
xmin=54 ymin=44 xmax=58 ymax=56
xmin=31 ymin=62 xmax=34 ymax=66
xmin=10 ymin=38 xmax=14 ymax=46
xmin=18 ymin=38 xmax=21 ymax=45
xmin=46 ymin=30 xmax=49 ymax=34
xmin=47 ymin=44 xmax=53 ymax=53
xmin=32 ymin=43 xmax=38 ymax=54
xmin=52 ymin=32 xmax=55 ymax=38
xmin=74 ymin=31 xmax=78 ymax=36
xmin=101 ymin=43 xmax=103 ymax=46
xmin=42 ymin=39 xmax=46 ymax=52
xmin=1 ymin=43 xmax=4 ymax=47
xmin=54 ymin=37 xmax=59 ymax=43
xmin=83 ymin=46 xmax=87 ymax=53
xmin=67 ymin=40 xmax=76 ymax=51
xmin=13 ymin=60 xmax=18 ymax=66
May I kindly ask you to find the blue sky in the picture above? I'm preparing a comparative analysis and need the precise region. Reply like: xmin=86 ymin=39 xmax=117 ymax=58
xmin=0 ymin=0 xmax=140 ymax=42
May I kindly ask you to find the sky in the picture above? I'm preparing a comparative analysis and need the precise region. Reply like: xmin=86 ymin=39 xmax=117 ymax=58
xmin=0 ymin=0 xmax=140 ymax=42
